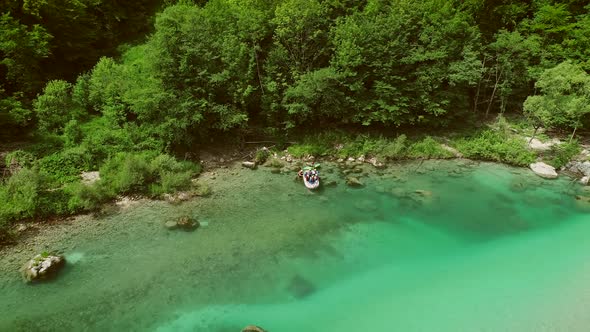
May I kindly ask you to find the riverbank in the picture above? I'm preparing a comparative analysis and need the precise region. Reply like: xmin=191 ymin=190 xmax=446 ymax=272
xmin=2 ymin=116 xmax=589 ymax=246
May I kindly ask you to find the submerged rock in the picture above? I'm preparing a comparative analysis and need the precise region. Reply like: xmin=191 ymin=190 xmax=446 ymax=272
xmin=530 ymin=162 xmax=558 ymax=179
xmin=346 ymin=177 xmax=363 ymax=187
xmin=165 ymin=216 xmax=199 ymax=231
xmin=287 ymin=275 xmax=316 ymax=299
xmin=355 ymin=199 xmax=378 ymax=212
xmin=177 ymin=216 xmax=199 ymax=231
xmin=242 ymin=326 xmax=266 ymax=332
xmin=323 ymin=179 xmax=338 ymax=187
xmin=20 ymin=253 xmax=65 ymax=283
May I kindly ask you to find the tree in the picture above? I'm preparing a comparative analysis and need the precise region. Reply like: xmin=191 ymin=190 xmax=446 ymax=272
xmin=34 ymin=80 xmax=79 ymax=133
xmin=330 ymin=0 xmax=482 ymax=126
xmin=523 ymin=61 xmax=590 ymax=141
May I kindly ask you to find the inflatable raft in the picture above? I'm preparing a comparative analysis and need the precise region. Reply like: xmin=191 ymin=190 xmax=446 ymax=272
xmin=301 ymin=169 xmax=320 ymax=190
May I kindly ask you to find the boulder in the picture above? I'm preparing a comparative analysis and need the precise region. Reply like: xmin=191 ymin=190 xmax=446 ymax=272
xmin=346 ymin=177 xmax=363 ymax=187
xmin=525 ymin=137 xmax=560 ymax=152
xmin=580 ymin=176 xmax=589 ymax=186
xmin=367 ymin=157 xmax=385 ymax=169
xmin=164 ymin=220 xmax=178 ymax=230
xmin=242 ymin=161 xmax=257 ymax=169
xmin=579 ymin=161 xmax=590 ymax=177
xmin=529 ymin=162 xmax=558 ymax=179
xmin=166 ymin=216 xmax=199 ymax=231
xmin=80 ymin=171 xmax=100 ymax=185
xmin=21 ymin=253 xmax=65 ymax=283
xmin=242 ymin=326 xmax=266 ymax=332
xmin=177 ymin=216 xmax=199 ymax=231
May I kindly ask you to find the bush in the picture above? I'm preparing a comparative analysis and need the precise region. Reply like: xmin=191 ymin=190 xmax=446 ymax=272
xmin=98 ymin=152 xmax=200 ymax=197
xmin=549 ymin=140 xmax=580 ymax=169
xmin=254 ymin=149 xmax=271 ymax=164
xmin=5 ymin=150 xmax=35 ymax=170
xmin=454 ymin=130 xmax=536 ymax=166
xmin=66 ymin=182 xmax=113 ymax=212
xmin=38 ymin=147 xmax=92 ymax=185
xmin=0 ymin=168 xmax=43 ymax=223
xmin=407 ymin=137 xmax=453 ymax=159
xmin=375 ymin=135 xmax=408 ymax=159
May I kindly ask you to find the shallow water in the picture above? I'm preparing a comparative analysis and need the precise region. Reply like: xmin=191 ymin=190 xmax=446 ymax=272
xmin=2 ymin=160 xmax=590 ymax=331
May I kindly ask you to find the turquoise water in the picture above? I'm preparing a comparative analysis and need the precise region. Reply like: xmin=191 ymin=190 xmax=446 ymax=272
xmin=1 ymin=160 xmax=590 ymax=331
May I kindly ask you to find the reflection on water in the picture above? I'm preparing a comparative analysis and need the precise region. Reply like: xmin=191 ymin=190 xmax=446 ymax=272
xmin=1 ymin=160 xmax=589 ymax=332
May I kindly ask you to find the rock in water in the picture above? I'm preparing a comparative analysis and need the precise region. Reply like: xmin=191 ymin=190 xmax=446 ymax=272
xmin=164 ymin=220 xmax=178 ymax=230
xmin=346 ymin=176 xmax=364 ymax=187
xmin=165 ymin=216 xmax=199 ymax=231
xmin=20 ymin=253 xmax=65 ymax=283
xmin=580 ymin=176 xmax=589 ymax=186
xmin=242 ymin=161 xmax=257 ymax=169
xmin=287 ymin=275 xmax=316 ymax=299
xmin=176 ymin=216 xmax=199 ymax=231
xmin=530 ymin=162 xmax=558 ymax=179
xmin=242 ymin=326 xmax=266 ymax=332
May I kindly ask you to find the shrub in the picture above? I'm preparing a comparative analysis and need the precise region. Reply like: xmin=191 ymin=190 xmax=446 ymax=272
xmin=375 ymin=135 xmax=408 ymax=159
xmin=549 ymin=140 xmax=580 ymax=169
xmin=0 ymin=168 xmax=42 ymax=222
xmin=98 ymin=152 xmax=200 ymax=197
xmin=66 ymin=182 xmax=113 ymax=212
xmin=407 ymin=137 xmax=453 ymax=159
xmin=454 ymin=130 xmax=536 ymax=166
xmin=38 ymin=147 xmax=91 ymax=185
xmin=5 ymin=150 xmax=35 ymax=170
xmin=254 ymin=149 xmax=271 ymax=164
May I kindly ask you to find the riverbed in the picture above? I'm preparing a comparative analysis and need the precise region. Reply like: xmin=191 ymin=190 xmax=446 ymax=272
xmin=1 ymin=160 xmax=589 ymax=331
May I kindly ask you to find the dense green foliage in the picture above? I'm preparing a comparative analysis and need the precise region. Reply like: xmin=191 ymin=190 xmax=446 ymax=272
xmin=2 ymin=0 xmax=590 ymax=239
xmin=453 ymin=130 xmax=536 ymax=166
xmin=1 ymin=0 xmax=162 ymax=137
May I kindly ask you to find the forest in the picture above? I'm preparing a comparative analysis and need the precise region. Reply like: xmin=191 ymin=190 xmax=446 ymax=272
xmin=1 ymin=0 xmax=590 ymax=240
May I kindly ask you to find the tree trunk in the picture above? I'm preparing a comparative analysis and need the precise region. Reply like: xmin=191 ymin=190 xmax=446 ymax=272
xmin=254 ymin=44 xmax=264 ymax=95
xmin=570 ymin=125 xmax=578 ymax=143
xmin=529 ymin=126 xmax=539 ymax=143
xmin=485 ymin=66 xmax=502 ymax=118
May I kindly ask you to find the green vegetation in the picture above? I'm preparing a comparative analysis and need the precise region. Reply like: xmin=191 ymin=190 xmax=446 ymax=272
xmin=454 ymin=130 xmax=536 ymax=166
xmin=548 ymin=140 xmax=581 ymax=169
xmin=2 ymin=0 xmax=590 ymax=240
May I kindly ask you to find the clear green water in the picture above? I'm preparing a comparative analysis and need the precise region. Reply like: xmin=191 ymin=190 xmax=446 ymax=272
xmin=2 ymin=160 xmax=590 ymax=331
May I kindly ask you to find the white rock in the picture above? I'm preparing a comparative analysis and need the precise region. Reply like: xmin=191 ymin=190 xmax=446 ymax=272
xmin=580 ymin=176 xmax=590 ymax=186
xmin=579 ymin=161 xmax=590 ymax=177
xmin=242 ymin=161 xmax=256 ymax=169
xmin=530 ymin=162 xmax=558 ymax=179
xmin=347 ymin=157 xmax=355 ymax=162
xmin=524 ymin=137 xmax=561 ymax=152
xmin=357 ymin=155 xmax=366 ymax=162
xmin=80 ymin=171 xmax=100 ymax=185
